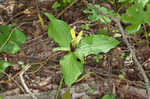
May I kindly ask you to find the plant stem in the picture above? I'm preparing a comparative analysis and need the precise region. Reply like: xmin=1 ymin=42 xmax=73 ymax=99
xmin=55 ymin=77 xmax=63 ymax=99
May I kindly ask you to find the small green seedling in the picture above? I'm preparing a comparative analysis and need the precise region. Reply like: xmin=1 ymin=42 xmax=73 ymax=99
xmin=81 ymin=24 xmax=90 ymax=30
xmin=93 ymin=55 xmax=103 ymax=63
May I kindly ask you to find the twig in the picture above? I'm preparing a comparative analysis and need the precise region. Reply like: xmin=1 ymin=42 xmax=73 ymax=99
xmin=115 ymin=21 xmax=150 ymax=99
xmin=56 ymin=0 xmax=79 ymax=18
xmin=0 ymin=70 xmax=25 ymax=93
xmin=19 ymin=64 xmax=38 ymax=99
xmin=0 ymin=51 xmax=62 ymax=84
xmin=6 ymin=11 xmax=24 ymax=24
xmin=82 ymin=0 xmax=150 ymax=99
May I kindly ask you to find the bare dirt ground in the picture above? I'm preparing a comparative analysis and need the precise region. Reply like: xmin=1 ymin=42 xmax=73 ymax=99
xmin=0 ymin=0 xmax=150 ymax=99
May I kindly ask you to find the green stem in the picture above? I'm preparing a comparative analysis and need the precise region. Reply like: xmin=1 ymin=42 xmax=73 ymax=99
xmin=55 ymin=77 xmax=63 ymax=99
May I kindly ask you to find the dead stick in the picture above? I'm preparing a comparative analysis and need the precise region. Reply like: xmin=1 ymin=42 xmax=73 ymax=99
xmin=20 ymin=64 xmax=38 ymax=99
xmin=82 ymin=0 xmax=150 ymax=98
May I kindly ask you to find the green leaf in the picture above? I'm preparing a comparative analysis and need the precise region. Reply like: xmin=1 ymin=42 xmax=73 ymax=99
xmin=145 ymin=4 xmax=150 ymax=25
xmin=122 ymin=4 xmax=145 ymax=24
xmin=135 ymin=0 xmax=149 ymax=7
xmin=118 ymin=0 xmax=127 ymax=2
xmin=75 ymin=34 xmax=119 ymax=59
xmin=122 ymin=4 xmax=146 ymax=33
xmin=83 ymin=5 xmax=117 ymax=24
xmin=10 ymin=29 xmax=26 ymax=45
xmin=60 ymin=52 xmax=83 ymax=88
xmin=102 ymin=94 xmax=116 ymax=99
xmin=52 ymin=1 xmax=61 ymax=9
xmin=0 ymin=24 xmax=26 ymax=54
xmin=0 ymin=60 xmax=11 ymax=72
xmin=61 ymin=90 xmax=72 ymax=99
xmin=44 ymin=13 xmax=72 ymax=49
xmin=3 ymin=41 xmax=20 ymax=54
xmin=125 ymin=24 xmax=141 ymax=34
xmin=122 ymin=3 xmax=150 ymax=33
xmin=63 ymin=0 xmax=74 ymax=4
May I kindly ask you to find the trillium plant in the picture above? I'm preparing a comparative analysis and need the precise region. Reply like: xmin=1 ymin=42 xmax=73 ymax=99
xmin=44 ymin=13 xmax=119 ymax=88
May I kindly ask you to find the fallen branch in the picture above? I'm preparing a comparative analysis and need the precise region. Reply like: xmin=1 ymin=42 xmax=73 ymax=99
xmin=19 ymin=64 xmax=38 ymax=99
xmin=82 ymin=0 xmax=150 ymax=99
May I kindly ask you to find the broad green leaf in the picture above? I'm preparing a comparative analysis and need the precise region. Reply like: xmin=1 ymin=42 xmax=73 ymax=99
xmin=125 ymin=24 xmax=141 ymax=34
xmin=10 ymin=29 xmax=26 ymax=45
xmin=122 ymin=4 xmax=145 ymax=24
xmin=3 ymin=41 xmax=20 ymax=54
xmin=0 ymin=23 xmax=16 ymax=34
xmin=102 ymin=94 xmax=116 ymax=99
xmin=145 ymin=4 xmax=150 ymax=25
xmin=0 ymin=60 xmax=11 ymax=72
xmin=122 ymin=4 xmax=146 ymax=33
xmin=75 ymin=34 xmax=119 ymax=59
xmin=135 ymin=0 xmax=149 ymax=7
xmin=0 ymin=24 xmax=26 ymax=54
xmin=122 ymin=3 xmax=150 ymax=33
xmin=44 ymin=13 xmax=72 ymax=49
xmin=60 ymin=52 xmax=83 ymax=88
xmin=61 ymin=90 xmax=72 ymax=99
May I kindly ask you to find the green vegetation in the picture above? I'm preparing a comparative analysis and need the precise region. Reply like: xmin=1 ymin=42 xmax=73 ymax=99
xmin=0 ymin=24 xmax=26 ymax=74
xmin=0 ymin=0 xmax=150 ymax=98
xmin=83 ymin=5 xmax=120 ymax=24
xmin=52 ymin=0 xmax=74 ymax=9
xmin=102 ymin=94 xmax=116 ymax=99
xmin=45 ymin=13 xmax=119 ymax=87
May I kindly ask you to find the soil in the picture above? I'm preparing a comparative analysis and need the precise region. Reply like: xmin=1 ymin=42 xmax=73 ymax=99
xmin=0 ymin=0 xmax=150 ymax=99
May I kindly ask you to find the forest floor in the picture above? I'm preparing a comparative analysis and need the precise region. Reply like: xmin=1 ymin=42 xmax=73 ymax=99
xmin=0 ymin=0 xmax=150 ymax=99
